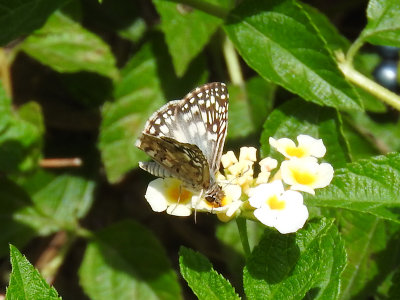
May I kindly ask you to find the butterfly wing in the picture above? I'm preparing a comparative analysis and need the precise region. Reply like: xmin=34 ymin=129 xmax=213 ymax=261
xmin=137 ymin=133 xmax=210 ymax=191
xmin=139 ymin=82 xmax=229 ymax=175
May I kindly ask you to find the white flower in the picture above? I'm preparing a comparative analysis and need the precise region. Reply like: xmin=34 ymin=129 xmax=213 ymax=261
xmin=239 ymin=147 xmax=257 ymax=162
xmin=221 ymin=151 xmax=238 ymax=168
xmin=248 ymin=180 xmax=308 ymax=234
xmin=280 ymin=157 xmax=334 ymax=195
xmin=269 ymin=135 xmax=326 ymax=159
xmin=259 ymin=157 xmax=278 ymax=172
xmin=255 ymin=157 xmax=278 ymax=185
xmin=145 ymin=178 xmax=195 ymax=216
xmin=222 ymin=147 xmax=258 ymax=192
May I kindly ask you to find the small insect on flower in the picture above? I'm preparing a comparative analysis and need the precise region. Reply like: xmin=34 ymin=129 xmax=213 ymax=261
xmin=136 ymin=82 xmax=230 ymax=212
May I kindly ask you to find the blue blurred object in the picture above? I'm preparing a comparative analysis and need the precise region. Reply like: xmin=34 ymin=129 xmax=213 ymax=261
xmin=373 ymin=60 xmax=399 ymax=92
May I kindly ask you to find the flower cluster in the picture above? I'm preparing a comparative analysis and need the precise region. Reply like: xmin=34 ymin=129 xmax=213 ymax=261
xmin=143 ymin=135 xmax=334 ymax=234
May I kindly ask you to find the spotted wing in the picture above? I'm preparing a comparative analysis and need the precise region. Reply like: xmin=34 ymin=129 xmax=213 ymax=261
xmin=140 ymin=82 xmax=229 ymax=174
xmin=136 ymin=133 xmax=211 ymax=191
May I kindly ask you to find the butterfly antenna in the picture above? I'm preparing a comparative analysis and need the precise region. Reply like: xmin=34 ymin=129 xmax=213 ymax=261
xmin=169 ymin=184 xmax=183 ymax=215
xmin=221 ymin=164 xmax=252 ymax=189
xmin=193 ymin=189 xmax=205 ymax=224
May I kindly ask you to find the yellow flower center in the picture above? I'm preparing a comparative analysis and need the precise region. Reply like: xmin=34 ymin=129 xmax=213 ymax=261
xmin=167 ymin=183 xmax=192 ymax=204
xmin=292 ymin=169 xmax=316 ymax=185
xmin=267 ymin=195 xmax=286 ymax=210
xmin=286 ymin=146 xmax=306 ymax=158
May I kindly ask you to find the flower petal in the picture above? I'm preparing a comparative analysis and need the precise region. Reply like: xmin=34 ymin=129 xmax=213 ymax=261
xmin=297 ymin=135 xmax=326 ymax=158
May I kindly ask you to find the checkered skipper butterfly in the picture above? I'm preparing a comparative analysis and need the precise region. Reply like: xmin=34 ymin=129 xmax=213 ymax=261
xmin=136 ymin=82 xmax=229 ymax=206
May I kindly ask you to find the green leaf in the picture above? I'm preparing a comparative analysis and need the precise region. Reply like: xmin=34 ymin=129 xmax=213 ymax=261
xmin=21 ymin=12 xmax=118 ymax=79
xmin=301 ymin=3 xmax=349 ymax=52
xmin=16 ymin=170 xmax=96 ymax=235
xmin=0 ymin=178 xmax=37 ymax=258
xmin=99 ymin=36 xmax=208 ymax=183
xmin=260 ymin=99 xmax=350 ymax=169
xmin=228 ymin=84 xmax=254 ymax=139
xmin=306 ymin=152 xmax=400 ymax=223
xmin=153 ymin=0 xmax=231 ymax=76
xmin=345 ymin=111 xmax=400 ymax=153
xmin=300 ymin=4 xmax=385 ymax=113
xmin=361 ymin=0 xmax=400 ymax=47
xmin=228 ymin=77 xmax=275 ymax=139
xmin=216 ymin=220 xmax=265 ymax=290
xmin=337 ymin=211 xmax=400 ymax=299
xmin=98 ymin=42 xmax=165 ymax=183
xmin=389 ymin=267 xmax=400 ymax=299
xmin=0 ymin=82 xmax=44 ymax=173
xmin=224 ymin=0 xmax=362 ymax=111
xmin=117 ymin=18 xmax=147 ymax=43
xmin=0 ymin=0 xmax=67 ymax=46
xmin=243 ymin=218 xmax=346 ymax=300
xmin=5 ymin=245 xmax=61 ymax=300
xmin=341 ymin=119 xmax=380 ymax=161
xmin=79 ymin=220 xmax=181 ymax=300
xmin=179 ymin=246 xmax=240 ymax=300
xmin=246 ymin=77 xmax=276 ymax=131
xmin=216 ymin=220 xmax=265 ymax=256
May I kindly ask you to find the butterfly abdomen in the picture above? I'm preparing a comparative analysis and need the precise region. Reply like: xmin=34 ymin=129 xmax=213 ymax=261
xmin=139 ymin=161 xmax=172 ymax=178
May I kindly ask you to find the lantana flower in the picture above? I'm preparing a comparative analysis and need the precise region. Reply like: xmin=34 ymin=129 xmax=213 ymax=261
xmin=281 ymin=157 xmax=334 ymax=195
xmin=141 ymin=135 xmax=334 ymax=235
xmin=256 ymin=157 xmax=278 ymax=184
xmin=221 ymin=147 xmax=257 ymax=193
xmin=145 ymin=178 xmax=195 ymax=216
xmin=269 ymin=135 xmax=326 ymax=159
xmin=248 ymin=180 xmax=308 ymax=234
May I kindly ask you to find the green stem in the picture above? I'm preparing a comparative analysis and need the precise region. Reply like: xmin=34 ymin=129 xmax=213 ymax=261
xmin=236 ymin=218 xmax=251 ymax=258
xmin=338 ymin=59 xmax=400 ymax=111
xmin=223 ymin=35 xmax=244 ymax=86
xmin=75 ymin=225 xmax=95 ymax=239
xmin=345 ymin=35 xmax=364 ymax=65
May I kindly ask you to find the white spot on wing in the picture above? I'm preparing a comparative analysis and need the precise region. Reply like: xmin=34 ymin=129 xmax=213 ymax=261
xmin=191 ymin=105 xmax=199 ymax=114
xmin=160 ymin=125 xmax=169 ymax=134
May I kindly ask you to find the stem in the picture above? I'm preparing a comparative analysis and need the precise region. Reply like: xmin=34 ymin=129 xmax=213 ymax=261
xmin=40 ymin=158 xmax=82 ymax=168
xmin=223 ymin=35 xmax=244 ymax=86
xmin=345 ymin=35 xmax=364 ymax=65
xmin=0 ymin=48 xmax=13 ymax=98
xmin=338 ymin=59 xmax=400 ymax=111
xmin=75 ymin=225 xmax=95 ymax=240
xmin=37 ymin=232 xmax=76 ymax=284
xmin=236 ymin=217 xmax=251 ymax=258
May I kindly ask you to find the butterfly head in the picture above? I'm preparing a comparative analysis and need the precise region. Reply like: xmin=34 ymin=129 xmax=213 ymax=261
xmin=205 ymin=183 xmax=225 ymax=207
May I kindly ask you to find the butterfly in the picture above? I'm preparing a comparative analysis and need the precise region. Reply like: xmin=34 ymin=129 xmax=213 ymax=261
xmin=135 ymin=82 xmax=229 ymax=207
